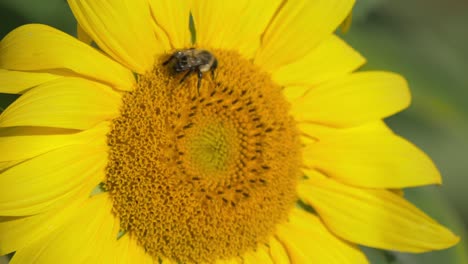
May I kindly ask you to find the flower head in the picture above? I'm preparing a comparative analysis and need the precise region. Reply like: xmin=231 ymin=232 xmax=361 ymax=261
xmin=0 ymin=0 xmax=459 ymax=263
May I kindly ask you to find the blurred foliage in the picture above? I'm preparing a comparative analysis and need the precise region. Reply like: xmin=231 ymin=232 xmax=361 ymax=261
xmin=346 ymin=0 xmax=468 ymax=214
xmin=341 ymin=0 xmax=468 ymax=263
xmin=1 ymin=0 xmax=467 ymax=263
xmin=0 ymin=0 xmax=75 ymax=36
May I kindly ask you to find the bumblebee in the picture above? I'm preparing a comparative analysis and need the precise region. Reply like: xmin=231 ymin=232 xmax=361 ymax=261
xmin=163 ymin=48 xmax=218 ymax=93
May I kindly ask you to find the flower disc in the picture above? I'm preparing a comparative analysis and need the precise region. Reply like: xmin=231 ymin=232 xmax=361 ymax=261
xmin=106 ymin=50 xmax=302 ymax=263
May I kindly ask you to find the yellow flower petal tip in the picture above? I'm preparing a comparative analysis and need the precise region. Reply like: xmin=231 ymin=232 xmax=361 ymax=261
xmin=290 ymin=71 xmax=411 ymax=127
xmin=298 ymin=177 xmax=460 ymax=253
xmin=0 ymin=23 xmax=135 ymax=91
xmin=302 ymin=132 xmax=443 ymax=188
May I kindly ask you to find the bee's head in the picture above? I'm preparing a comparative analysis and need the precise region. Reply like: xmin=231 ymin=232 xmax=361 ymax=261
xmin=173 ymin=52 xmax=191 ymax=72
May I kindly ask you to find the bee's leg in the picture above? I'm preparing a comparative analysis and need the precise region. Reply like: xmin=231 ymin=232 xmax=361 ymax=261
xmin=179 ymin=69 xmax=194 ymax=84
xmin=162 ymin=55 xmax=174 ymax=65
xmin=211 ymin=69 xmax=216 ymax=80
xmin=211 ymin=59 xmax=218 ymax=80
xmin=197 ymin=71 xmax=203 ymax=95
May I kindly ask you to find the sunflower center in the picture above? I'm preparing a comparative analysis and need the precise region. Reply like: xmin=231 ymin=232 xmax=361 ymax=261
xmin=188 ymin=121 xmax=232 ymax=172
xmin=106 ymin=50 xmax=302 ymax=263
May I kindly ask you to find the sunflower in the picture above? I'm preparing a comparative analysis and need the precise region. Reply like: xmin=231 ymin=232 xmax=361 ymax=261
xmin=0 ymin=0 xmax=459 ymax=263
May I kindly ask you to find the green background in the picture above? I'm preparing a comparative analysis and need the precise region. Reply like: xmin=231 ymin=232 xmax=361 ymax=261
xmin=0 ymin=0 xmax=467 ymax=263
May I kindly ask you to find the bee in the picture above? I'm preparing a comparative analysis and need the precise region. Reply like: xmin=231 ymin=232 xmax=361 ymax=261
xmin=163 ymin=48 xmax=218 ymax=93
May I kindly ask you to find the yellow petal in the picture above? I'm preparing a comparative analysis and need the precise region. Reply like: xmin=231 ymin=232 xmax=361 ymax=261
xmin=68 ymin=0 xmax=161 ymax=73
xmin=299 ymin=121 xmax=392 ymax=143
xmin=282 ymin=85 xmax=310 ymax=103
xmin=0 ymin=24 xmax=135 ymax=91
xmin=0 ymin=77 xmax=121 ymax=130
xmin=104 ymin=235 xmax=154 ymax=264
xmin=272 ymin=35 xmax=365 ymax=87
xmin=243 ymin=245 xmax=274 ymax=264
xmin=298 ymin=177 xmax=460 ymax=252
xmin=0 ymin=160 xmax=21 ymax=172
xmin=149 ymin=17 xmax=172 ymax=52
xmin=302 ymin=167 xmax=328 ymax=180
xmin=255 ymin=0 xmax=355 ymax=72
xmin=0 ymin=179 xmax=100 ymax=255
xmin=0 ymin=69 xmax=61 ymax=94
xmin=268 ymin=238 xmax=290 ymax=264
xmin=276 ymin=208 xmax=368 ymax=263
xmin=302 ymin=169 xmax=405 ymax=196
xmin=122 ymin=237 xmax=154 ymax=264
xmin=149 ymin=0 xmax=191 ymax=49
xmin=290 ymin=71 xmax=411 ymax=127
xmin=9 ymin=194 xmax=118 ymax=264
xmin=160 ymin=257 xmax=178 ymax=264
xmin=0 ymin=122 xmax=109 ymax=162
xmin=191 ymin=0 xmax=282 ymax=59
xmin=76 ymin=23 xmax=92 ymax=45
xmin=303 ymin=132 xmax=442 ymax=188
xmin=340 ymin=12 xmax=353 ymax=33
xmin=94 ymin=219 xmax=153 ymax=264
xmin=0 ymin=142 xmax=107 ymax=216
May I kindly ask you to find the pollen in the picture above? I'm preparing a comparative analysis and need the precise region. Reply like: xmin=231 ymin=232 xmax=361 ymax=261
xmin=105 ymin=50 xmax=302 ymax=263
